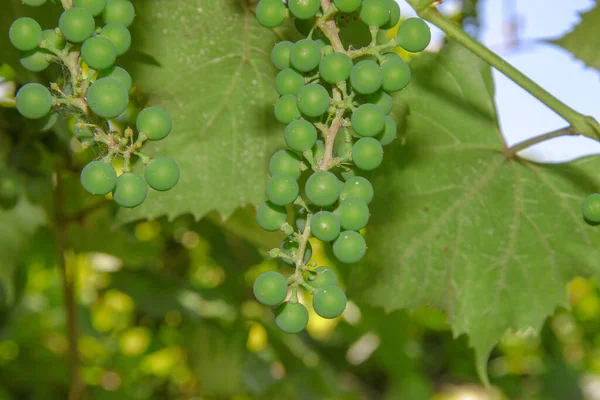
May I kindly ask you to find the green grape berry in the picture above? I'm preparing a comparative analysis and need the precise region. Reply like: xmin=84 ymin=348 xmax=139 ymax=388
xmin=313 ymin=286 xmax=346 ymax=318
xmin=305 ymin=171 xmax=340 ymax=207
xmin=275 ymin=302 xmax=309 ymax=333
xmin=276 ymin=68 xmax=305 ymax=96
xmin=266 ymin=173 xmax=299 ymax=205
xmin=80 ymin=161 xmax=117 ymax=195
xmin=9 ymin=18 xmax=42 ymax=51
xmin=335 ymin=197 xmax=370 ymax=231
xmin=319 ymin=53 xmax=353 ymax=84
xmin=87 ymin=78 xmax=129 ymax=119
xmin=333 ymin=231 xmax=366 ymax=263
xmin=290 ymin=39 xmax=321 ymax=72
xmin=269 ymin=149 xmax=302 ymax=180
xmin=353 ymin=137 xmax=383 ymax=171
xmin=297 ymin=84 xmax=330 ymax=117
xmin=81 ymin=36 xmax=117 ymax=70
xmin=271 ymin=41 xmax=294 ymax=70
xmin=350 ymin=60 xmax=383 ymax=95
xmin=145 ymin=157 xmax=179 ymax=191
xmin=582 ymin=194 xmax=600 ymax=224
xmin=256 ymin=0 xmax=287 ymax=28
xmin=23 ymin=0 xmax=47 ymax=6
xmin=41 ymin=29 xmax=66 ymax=50
xmin=336 ymin=141 xmax=353 ymax=158
xmin=103 ymin=0 xmax=135 ymax=27
xmin=20 ymin=49 xmax=51 ymax=72
xmin=397 ymin=17 xmax=431 ymax=53
xmin=74 ymin=118 xmax=96 ymax=145
xmin=257 ymin=201 xmax=288 ymax=231
xmin=113 ymin=173 xmax=147 ymax=208
xmin=59 ymin=7 xmax=95 ymax=43
xmin=73 ymin=0 xmax=107 ymax=16
xmin=137 ymin=107 xmax=172 ymax=141
xmin=368 ymin=90 xmax=393 ymax=115
xmin=382 ymin=0 xmax=401 ymax=29
xmin=312 ymin=139 xmax=325 ymax=163
xmin=359 ymin=0 xmax=391 ymax=27
xmin=333 ymin=0 xmax=361 ymax=13
xmin=284 ymin=119 xmax=317 ymax=152
xmin=274 ymin=94 xmax=301 ymax=124
xmin=253 ymin=271 xmax=288 ymax=306
xmin=288 ymin=0 xmax=320 ymax=20
xmin=310 ymin=267 xmax=338 ymax=288
xmin=310 ymin=211 xmax=340 ymax=241
xmin=341 ymin=176 xmax=374 ymax=204
xmin=100 ymin=23 xmax=131 ymax=56
xmin=98 ymin=66 xmax=132 ymax=92
xmin=381 ymin=53 xmax=411 ymax=92
xmin=377 ymin=116 xmax=397 ymax=145
xmin=351 ymin=103 xmax=386 ymax=137
xmin=16 ymin=83 xmax=52 ymax=120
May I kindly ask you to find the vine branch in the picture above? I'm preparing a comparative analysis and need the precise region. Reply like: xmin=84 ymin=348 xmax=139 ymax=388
xmin=503 ymin=126 xmax=578 ymax=158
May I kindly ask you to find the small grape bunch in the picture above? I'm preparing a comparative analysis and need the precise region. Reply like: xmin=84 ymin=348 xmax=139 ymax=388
xmin=254 ymin=0 xmax=431 ymax=333
xmin=8 ymin=0 xmax=179 ymax=208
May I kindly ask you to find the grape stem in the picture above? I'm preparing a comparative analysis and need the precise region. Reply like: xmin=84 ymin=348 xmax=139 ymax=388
xmin=503 ymin=126 xmax=578 ymax=158
xmin=318 ymin=0 xmax=345 ymax=53
xmin=410 ymin=3 xmax=600 ymax=142
xmin=60 ymin=0 xmax=73 ymax=9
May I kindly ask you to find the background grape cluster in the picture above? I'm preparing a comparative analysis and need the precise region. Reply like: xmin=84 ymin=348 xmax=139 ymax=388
xmin=253 ymin=0 xmax=431 ymax=334
xmin=4 ymin=0 xmax=179 ymax=209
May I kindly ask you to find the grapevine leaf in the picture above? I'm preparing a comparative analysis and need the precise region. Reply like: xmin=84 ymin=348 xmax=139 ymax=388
xmin=349 ymin=42 xmax=600 ymax=382
xmin=552 ymin=4 xmax=600 ymax=71
xmin=117 ymin=0 xmax=284 ymax=223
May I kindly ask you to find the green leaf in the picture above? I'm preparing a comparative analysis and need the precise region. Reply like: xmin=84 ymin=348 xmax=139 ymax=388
xmin=349 ymin=42 xmax=600 ymax=383
xmin=117 ymin=0 xmax=284 ymax=223
xmin=552 ymin=4 xmax=600 ymax=71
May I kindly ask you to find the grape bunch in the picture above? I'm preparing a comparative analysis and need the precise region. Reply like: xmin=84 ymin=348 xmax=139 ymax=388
xmin=8 ymin=0 xmax=179 ymax=208
xmin=253 ymin=0 xmax=430 ymax=333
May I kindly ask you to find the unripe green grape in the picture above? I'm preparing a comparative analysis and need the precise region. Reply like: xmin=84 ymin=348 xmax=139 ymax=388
xmin=59 ymin=7 xmax=95 ymax=43
xmin=280 ymin=238 xmax=312 ymax=266
xmin=100 ymin=23 xmax=131 ymax=56
xmin=145 ymin=157 xmax=179 ymax=191
xmin=274 ymin=94 xmax=301 ymax=124
xmin=271 ymin=41 xmax=294 ymax=70
xmin=256 ymin=0 xmax=287 ymax=28
xmin=377 ymin=116 xmax=397 ymax=145
xmin=81 ymin=36 xmax=117 ymax=70
xmin=253 ymin=271 xmax=288 ymax=306
xmin=20 ymin=49 xmax=51 ymax=72
xmin=381 ymin=54 xmax=411 ymax=92
xmin=276 ymin=68 xmax=305 ymax=96
xmin=36 ymin=112 xmax=58 ymax=132
xmin=353 ymin=137 xmax=383 ymax=171
xmin=382 ymin=0 xmax=401 ymax=29
xmin=582 ymin=194 xmax=600 ymax=224
xmin=115 ymin=101 xmax=138 ymax=125
xmin=305 ymin=171 xmax=340 ymax=207
xmin=310 ymin=211 xmax=340 ymax=241
xmin=0 ymin=174 xmax=21 ymax=208
xmin=73 ymin=0 xmax=107 ymax=16
xmin=288 ymin=0 xmax=320 ymax=20
xmin=341 ymin=176 xmax=374 ymax=204
xmin=41 ymin=29 xmax=66 ymax=50
xmin=137 ymin=106 xmax=172 ymax=140
xmin=333 ymin=230 xmax=366 ymax=263
xmin=335 ymin=197 xmax=369 ymax=231
xmin=350 ymin=60 xmax=383 ymax=95
xmin=74 ymin=118 xmax=96 ymax=145
xmin=113 ymin=173 xmax=147 ymax=208
xmin=337 ymin=141 xmax=353 ymax=158
xmin=296 ymin=84 xmax=330 ymax=118
xmin=266 ymin=173 xmax=299 ymax=205
xmin=103 ymin=0 xmax=135 ymax=27
xmin=87 ymin=78 xmax=129 ymax=119
xmin=80 ymin=161 xmax=117 ymax=195
xmin=360 ymin=0 xmax=391 ymax=27
xmin=9 ymin=18 xmax=42 ymax=51
xmin=257 ymin=201 xmax=288 ymax=231
xmin=23 ymin=0 xmax=47 ymax=6
xmin=310 ymin=266 xmax=338 ymax=288
xmin=397 ymin=18 xmax=431 ymax=53
xmin=284 ymin=119 xmax=317 ymax=152
xmin=351 ymin=103 xmax=386 ymax=137
xmin=319 ymin=53 xmax=353 ymax=84
xmin=290 ymin=39 xmax=321 ymax=72
xmin=275 ymin=302 xmax=309 ymax=333
xmin=16 ymin=83 xmax=52 ymax=120
xmin=295 ymin=207 xmax=308 ymax=231
xmin=333 ymin=0 xmax=361 ymax=13
xmin=368 ymin=90 xmax=393 ymax=115
xmin=313 ymin=286 xmax=346 ymax=318
xmin=313 ymin=139 xmax=325 ymax=163
xmin=269 ymin=149 xmax=302 ymax=180
xmin=98 ymin=66 xmax=132 ymax=92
